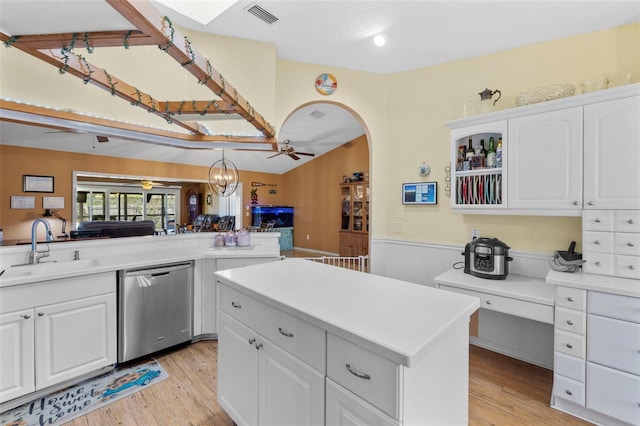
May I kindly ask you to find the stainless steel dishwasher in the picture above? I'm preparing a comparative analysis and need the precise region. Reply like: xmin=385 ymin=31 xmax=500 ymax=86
xmin=118 ymin=261 xmax=194 ymax=363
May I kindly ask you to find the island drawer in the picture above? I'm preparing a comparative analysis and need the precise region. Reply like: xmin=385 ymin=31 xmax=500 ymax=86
xmin=327 ymin=333 xmax=401 ymax=420
xmin=587 ymin=363 xmax=640 ymax=425
xmin=583 ymin=210 xmax=613 ymax=232
xmin=218 ymin=283 xmax=325 ymax=372
xmin=583 ymin=231 xmax=613 ymax=253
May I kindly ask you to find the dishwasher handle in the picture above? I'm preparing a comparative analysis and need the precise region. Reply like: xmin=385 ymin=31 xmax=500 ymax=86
xmin=122 ymin=261 xmax=193 ymax=277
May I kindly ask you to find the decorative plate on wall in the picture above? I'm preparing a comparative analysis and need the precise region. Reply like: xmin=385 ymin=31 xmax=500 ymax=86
xmin=315 ymin=73 xmax=337 ymax=95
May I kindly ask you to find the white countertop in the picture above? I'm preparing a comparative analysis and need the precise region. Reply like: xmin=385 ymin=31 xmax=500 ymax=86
xmin=434 ymin=268 xmax=554 ymax=305
xmin=546 ymin=269 xmax=640 ymax=298
xmin=0 ymin=235 xmax=280 ymax=288
xmin=214 ymin=258 xmax=480 ymax=367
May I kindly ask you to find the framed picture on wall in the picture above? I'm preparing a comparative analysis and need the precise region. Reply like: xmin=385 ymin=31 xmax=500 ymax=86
xmin=23 ymin=175 xmax=54 ymax=193
xmin=402 ymin=182 xmax=437 ymax=205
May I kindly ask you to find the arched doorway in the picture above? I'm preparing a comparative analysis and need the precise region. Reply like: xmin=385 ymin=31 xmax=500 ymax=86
xmin=277 ymin=102 xmax=371 ymax=257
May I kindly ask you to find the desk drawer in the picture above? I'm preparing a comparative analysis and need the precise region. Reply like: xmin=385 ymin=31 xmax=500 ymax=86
xmin=614 ymin=255 xmax=640 ymax=280
xmin=614 ymin=233 xmax=640 ymax=256
xmin=582 ymin=253 xmax=614 ymax=276
xmin=555 ymin=329 xmax=585 ymax=358
xmin=327 ymin=333 xmax=401 ymax=420
xmin=554 ymin=352 xmax=585 ymax=382
xmin=588 ymin=315 xmax=640 ymax=375
xmin=589 ymin=291 xmax=640 ymax=323
xmin=583 ymin=231 xmax=613 ymax=253
xmin=439 ymin=285 xmax=553 ymax=324
xmin=555 ymin=307 xmax=586 ymax=335
xmin=219 ymin=284 xmax=326 ymax=372
xmin=553 ymin=374 xmax=585 ymax=406
xmin=613 ymin=210 xmax=640 ymax=233
xmin=555 ymin=287 xmax=587 ymax=311
xmin=583 ymin=210 xmax=613 ymax=232
xmin=587 ymin=363 xmax=640 ymax=425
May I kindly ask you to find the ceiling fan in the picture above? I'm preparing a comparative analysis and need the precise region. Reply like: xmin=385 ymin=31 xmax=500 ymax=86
xmin=267 ymin=139 xmax=315 ymax=160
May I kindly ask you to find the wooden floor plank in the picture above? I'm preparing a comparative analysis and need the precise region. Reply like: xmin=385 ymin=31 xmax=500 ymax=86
xmin=63 ymin=340 xmax=589 ymax=425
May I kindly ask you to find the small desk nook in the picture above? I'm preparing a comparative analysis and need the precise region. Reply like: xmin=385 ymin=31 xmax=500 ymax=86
xmin=434 ymin=268 xmax=555 ymax=369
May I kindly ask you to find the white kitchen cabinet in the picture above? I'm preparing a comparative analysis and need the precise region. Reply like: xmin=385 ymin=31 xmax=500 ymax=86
xmin=0 ymin=309 xmax=35 ymax=402
xmin=326 ymin=378 xmax=399 ymax=426
xmin=507 ymin=107 xmax=583 ymax=211
xmin=200 ymin=255 xmax=281 ymax=337
xmin=584 ymin=95 xmax=640 ymax=210
xmin=0 ymin=272 xmax=116 ymax=406
xmin=217 ymin=284 xmax=325 ymax=426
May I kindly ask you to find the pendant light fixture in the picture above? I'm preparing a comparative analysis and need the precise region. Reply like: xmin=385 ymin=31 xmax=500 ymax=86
xmin=208 ymin=150 xmax=239 ymax=197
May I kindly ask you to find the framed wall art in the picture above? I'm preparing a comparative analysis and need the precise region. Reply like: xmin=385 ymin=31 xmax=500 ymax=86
xmin=23 ymin=175 xmax=54 ymax=193
xmin=402 ymin=182 xmax=437 ymax=205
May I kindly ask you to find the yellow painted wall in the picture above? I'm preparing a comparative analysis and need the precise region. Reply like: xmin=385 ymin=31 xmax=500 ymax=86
xmin=1 ymin=22 xmax=639 ymax=253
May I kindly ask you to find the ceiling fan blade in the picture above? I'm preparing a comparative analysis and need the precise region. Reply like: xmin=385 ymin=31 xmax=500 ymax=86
xmin=288 ymin=153 xmax=300 ymax=160
xmin=267 ymin=152 xmax=284 ymax=159
xmin=295 ymin=152 xmax=315 ymax=157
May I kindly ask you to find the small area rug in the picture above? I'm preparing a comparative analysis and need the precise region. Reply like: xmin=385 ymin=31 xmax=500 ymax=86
xmin=1 ymin=359 xmax=168 ymax=426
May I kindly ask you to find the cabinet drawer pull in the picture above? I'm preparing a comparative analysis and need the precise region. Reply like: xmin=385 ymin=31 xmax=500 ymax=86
xmin=565 ymin=390 xmax=573 ymax=396
xmin=587 ymin=201 xmax=595 ymax=206
xmin=231 ymin=301 xmax=242 ymax=309
xmin=345 ymin=364 xmax=371 ymax=380
xmin=595 ymin=261 xmax=601 ymax=266
xmin=566 ymin=320 xmax=574 ymax=326
xmin=485 ymin=300 xmax=492 ymax=305
xmin=594 ymin=240 xmax=600 ymax=245
xmin=567 ymin=297 xmax=574 ymax=302
xmin=572 ymin=201 xmax=578 ymax=206
xmin=629 ymin=265 xmax=635 ymax=270
xmin=594 ymin=218 xmax=601 ymax=223
xmin=566 ymin=343 xmax=573 ymax=349
xmin=20 ymin=314 xmax=31 ymax=319
xmin=628 ymin=242 xmax=635 ymax=247
xmin=628 ymin=219 xmax=635 ymax=224
xmin=248 ymin=337 xmax=256 ymax=345
xmin=278 ymin=327 xmax=294 ymax=338
xmin=37 ymin=312 xmax=44 ymax=317
xmin=255 ymin=342 xmax=263 ymax=350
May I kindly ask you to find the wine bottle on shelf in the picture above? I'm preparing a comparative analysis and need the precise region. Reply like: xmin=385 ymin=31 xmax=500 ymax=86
xmin=465 ymin=138 xmax=474 ymax=160
xmin=496 ymin=137 xmax=503 ymax=168
xmin=487 ymin=137 xmax=496 ymax=168
xmin=457 ymin=143 xmax=466 ymax=170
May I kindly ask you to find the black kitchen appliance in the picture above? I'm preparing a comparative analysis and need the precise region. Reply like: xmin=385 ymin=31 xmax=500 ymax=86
xmin=463 ymin=237 xmax=512 ymax=280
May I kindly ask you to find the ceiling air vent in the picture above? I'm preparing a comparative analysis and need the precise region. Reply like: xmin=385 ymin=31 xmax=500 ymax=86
xmin=309 ymin=110 xmax=326 ymax=119
xmin=246 ymin=4 xmax=279 ymax=24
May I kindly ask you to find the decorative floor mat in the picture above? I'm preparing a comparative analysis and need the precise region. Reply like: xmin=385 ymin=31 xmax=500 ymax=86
xmin=1 ymin=359 xmax=168 ymax=426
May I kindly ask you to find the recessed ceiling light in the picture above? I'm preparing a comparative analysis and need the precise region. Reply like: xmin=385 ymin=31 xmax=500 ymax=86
xmin=373 ymin=35 xmax=386 ymax=47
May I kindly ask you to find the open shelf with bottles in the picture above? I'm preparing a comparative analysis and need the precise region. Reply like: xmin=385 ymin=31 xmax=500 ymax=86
xmin=450 ymin=121 xmax=507 ymax=210
xmin=340 ymin=181 xmax=369 ymax=256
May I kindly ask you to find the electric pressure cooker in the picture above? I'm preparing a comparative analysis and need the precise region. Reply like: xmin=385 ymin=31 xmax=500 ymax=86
xmin=463 ymin=237 xmax=512 ymax=280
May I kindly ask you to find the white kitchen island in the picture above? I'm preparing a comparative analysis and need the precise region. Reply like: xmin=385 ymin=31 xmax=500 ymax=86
xmin=215 ymin=258 xmax=480 ymax=426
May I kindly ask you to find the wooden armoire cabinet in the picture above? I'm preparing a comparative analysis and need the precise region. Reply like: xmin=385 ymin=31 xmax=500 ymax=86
xmin=339 ymin=182 xmax=369 ymax=257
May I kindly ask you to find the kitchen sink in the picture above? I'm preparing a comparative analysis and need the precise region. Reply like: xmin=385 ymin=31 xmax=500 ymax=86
xmin=4 ymin=258 xmax=102 ymax=278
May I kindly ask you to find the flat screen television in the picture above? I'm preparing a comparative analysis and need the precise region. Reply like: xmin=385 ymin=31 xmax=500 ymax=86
xmin=251 ymin=206 xmax=294 ymax=228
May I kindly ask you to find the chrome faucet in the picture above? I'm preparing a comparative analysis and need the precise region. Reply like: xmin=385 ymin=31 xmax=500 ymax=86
xmin=30 ymin=218 xmax=53 ymax=264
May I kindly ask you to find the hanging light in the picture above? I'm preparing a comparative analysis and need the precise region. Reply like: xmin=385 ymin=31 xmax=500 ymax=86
xmin=208 ymin=150 xmax=239 ymax=197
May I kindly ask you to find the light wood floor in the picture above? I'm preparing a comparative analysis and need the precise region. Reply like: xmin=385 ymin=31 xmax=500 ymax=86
xmin=65 ymin=340 xmax=589 ymax=426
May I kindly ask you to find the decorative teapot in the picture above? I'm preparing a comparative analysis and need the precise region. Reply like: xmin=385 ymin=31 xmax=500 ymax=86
xmin=478 ymin=88 xmax=501 ymax=113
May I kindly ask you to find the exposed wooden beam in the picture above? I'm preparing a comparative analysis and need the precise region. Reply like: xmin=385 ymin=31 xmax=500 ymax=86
xmin=158 ymin=100 xmax=238 ymax=115
xmin=6 ymin=30 xmax=154 ymax=50
xmin=106 ymin=0 xmax=276 ymax=138
xmin=0 ymin=99 xmax=278 ymax=148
